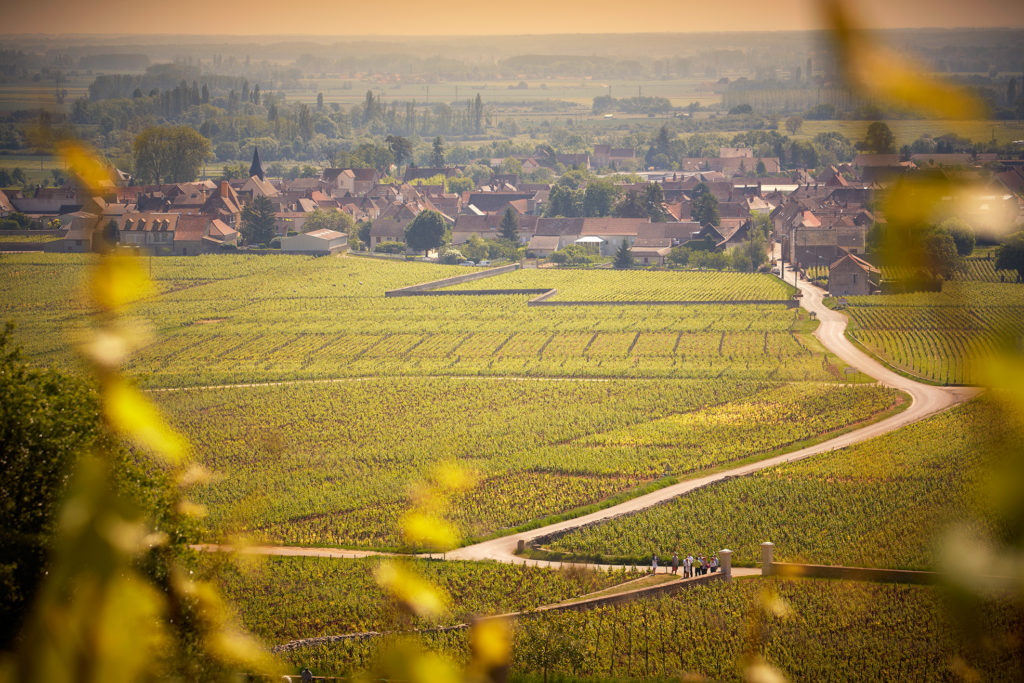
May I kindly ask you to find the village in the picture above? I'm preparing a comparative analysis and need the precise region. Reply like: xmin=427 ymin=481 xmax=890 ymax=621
xmin=2 ymin=139 xmax=1021 ymax=298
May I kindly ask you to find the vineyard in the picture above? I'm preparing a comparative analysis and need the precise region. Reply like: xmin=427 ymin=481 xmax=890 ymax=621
xmin=442 ymin=268 xmax=797 ymax=301
xmin=547 ymin=399 xmax=1003 ymax=570
xmin=190 ymin=553 xmax=636 ymax=645
xmin=270 ymin=578 xmax=1024 ymax=680
xmin=154 ymin=378 xmax=901 ymax=547
xmin=844 ymin=283 xmax=1024 ymax=385
xmin=0 ymin=253 xmax=840 ymax=387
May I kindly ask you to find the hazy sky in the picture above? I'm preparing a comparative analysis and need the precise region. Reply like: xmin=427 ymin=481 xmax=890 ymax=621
xmin=4 ymin=0 xmax=1022 ymax=35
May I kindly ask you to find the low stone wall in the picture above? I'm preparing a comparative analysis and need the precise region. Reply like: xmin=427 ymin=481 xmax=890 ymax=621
xmin=768 ymin=562 xmax=941 ymax=585
xmin=759 ymin=542 xmax=941 ymax=585
xmin=529 ymin=572 xmax=726 ymax=616
xmin=385 ymin=263 xmax=520 ymax=296
xmin=529 ymin=298 xmax=798 ymax=308
xmin=397 ymin=288 xmax=549 ymax=297
xmin=0 ymin=242 xmax=49 ymax=251
xmin=0 ymin=229 xmax=63 ymax=237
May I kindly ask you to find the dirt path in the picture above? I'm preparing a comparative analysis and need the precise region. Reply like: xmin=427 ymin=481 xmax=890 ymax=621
xmin=446 ymin=267 xmax=979 ymax=564
xmin=195 ymin=267 xmax=979 ymax=568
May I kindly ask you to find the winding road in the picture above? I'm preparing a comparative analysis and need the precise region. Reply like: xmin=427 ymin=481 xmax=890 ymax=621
xmin=196 ymin=267 xmax=980 ymax=567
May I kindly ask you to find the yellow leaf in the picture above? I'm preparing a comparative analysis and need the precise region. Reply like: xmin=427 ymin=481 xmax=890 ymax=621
xmin=177 ymin=500 xmax=208 ymax=518
xmin=402 ymin=510 xmax=459 ymax=552
xmin=469 ymin=618 xmax=512 ymax=669
xmin=89 ymin=249 xmax=156 ymax=312
xmin=57 ymin=140 xmax=115 ymax=195
xmin=408 ymin=651 xmax=461 ymax=683
xmin=103 ymin=377 xmax=188 ymax=463
xmin=374 ymin=561 xmax=449 ymax=620
xmin=821 ymin=0 xmax=986 ymax=120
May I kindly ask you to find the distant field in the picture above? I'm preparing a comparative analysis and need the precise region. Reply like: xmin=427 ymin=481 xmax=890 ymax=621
xmin=793 ymin=119 xmax=1024 ymax=147
xmin=284 ymin=77 xmax=721 ymax=109
xmin=0 ymin=77 xmax=91 ymax=113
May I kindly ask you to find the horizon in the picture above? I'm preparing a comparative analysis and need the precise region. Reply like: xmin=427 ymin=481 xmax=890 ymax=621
xmin=3 ymin=0 xmax=1023 ymax=37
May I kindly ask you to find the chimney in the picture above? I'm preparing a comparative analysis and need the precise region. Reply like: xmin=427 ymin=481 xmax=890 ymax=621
xmin=220 ymin=181 xmax=229 ymax=199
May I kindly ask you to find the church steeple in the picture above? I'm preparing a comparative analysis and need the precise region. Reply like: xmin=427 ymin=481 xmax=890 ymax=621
xmin=249 ymin=146 xmax=265 ymax=181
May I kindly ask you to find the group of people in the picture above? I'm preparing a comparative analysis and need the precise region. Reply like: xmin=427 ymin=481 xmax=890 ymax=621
xmin=652 ymin=551 xmax=719 ymax=578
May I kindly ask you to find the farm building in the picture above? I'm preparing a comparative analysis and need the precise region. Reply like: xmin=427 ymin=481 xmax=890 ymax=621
xmin=828 ymin=253 xmax=879 ymax=297
xmin=281 ymin=229 xmax=348 ymax=255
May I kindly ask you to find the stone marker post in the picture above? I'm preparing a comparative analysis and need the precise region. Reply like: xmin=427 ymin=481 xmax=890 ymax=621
xmin=718 ymin=549 xmax=733 ymax=581
xmin=760 ymin=542 xmax=775 ymax=576
xmin=516 ymin=539 xmax=525 ymax=554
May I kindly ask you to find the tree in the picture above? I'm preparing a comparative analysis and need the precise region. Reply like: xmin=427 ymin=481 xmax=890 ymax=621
xmin=500 ymin=157 xmax=523 ymax=176
xmin=447 ymin=176 xmax=473 ymax=194
xmin=582 ymin=178 xmax=619 ymax=217
xmin=132 ymin=126 xmax=211 ymax=185
xmin=404 ymin=210 xmax=446 ymax=256
xmin=430 ymin=137 xmax=446 ymax=167
xmin=544 ymin=184 xmax=581 ymax=217
xmin=0 ymin=324 xmax=106 ymax=647
xmin=499 ymin=207 xmax=520 ymax=242
xmin=613 ymin=190 xmax=646 ymax=219
xmin=785 ymin=115 xmax=803 ymax=135
xmin=241 ymin=195 xmax=276 ymax=246
xmin=937 ymin=217 xmax=975 ymax=256
xmin=668 ymin=245 xmax=690 ymax=267
xmin=613 ymin=238 xmax=635 ymax=269
xmin=996 ymin=231 xmax=1024 ymax=282
xmin=691 ymin=183 xmax=720 ymax=226
xmin=863 ymin=121 xmax=896 ymax=154
xmin=385 ymin=135 xmax=413 ymax=168
xmin=472 ymin=93 xmax=484 ymax=132
xmin=0 ymin=169 xmax=11 ymax=187
xmin=643 ymin=182 xmax=669 ymax=222
xmin=316 ymin=92 xmax=324 ymax=110
xmin=921 ymin=231 xmax=961 ymax=280
xmin=298 ymin=103 xmax=314 ymax=140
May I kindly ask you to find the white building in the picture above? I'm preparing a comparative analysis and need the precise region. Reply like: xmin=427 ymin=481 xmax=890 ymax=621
xmin=280 ymin=229 xmax=348 ymax=255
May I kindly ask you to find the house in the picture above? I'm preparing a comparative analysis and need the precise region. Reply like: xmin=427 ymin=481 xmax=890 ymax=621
xmin=114 ymin=213 xmax=179 ymax=254
xmin=828 ymin=253 xmax=879 ymax=296
xmin=281 ymin=229 xmax=348 ymax=255
xmin=465 ymin=192 xmax=537 ymax=214
xmin=44 ymin=211 xmax=100 ymax=253
xmin=202 ymin=182 xmax=243 ymax=226
xmin=526 ymin=234 xmax=562 ymax=257
xmin=630 ymin=237 xmax=673 ymax=266
xmin=240 ymin=174 xmax=279 ymax=199
xmin=172 ymin=215 xmax=239 ymax=255
xmin=451 ymin=213 xmax=538 ymax=245
xmin=592 ymin=146 xmax=638 ymax=169
xmin=529 ymin=217 xmax=585 ymax=255
xmin=369 ymin=218 xmax=409 ymax=248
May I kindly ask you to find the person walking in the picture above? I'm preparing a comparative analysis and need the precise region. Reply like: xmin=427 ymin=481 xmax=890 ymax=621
xmin=711 ymin=555 xmax=719 ymax=573
xmin=651 ymin=552 xmax=659 ymax=573
xmin=671 ymin=552 xmax=679 ymax=575
xmin=684 ymin=554 xmax=693 ymax=578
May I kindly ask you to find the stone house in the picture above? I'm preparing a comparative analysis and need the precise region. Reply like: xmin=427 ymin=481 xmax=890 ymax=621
xmin=828 ymin=253 xmax=879 ymax=296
